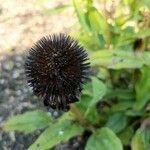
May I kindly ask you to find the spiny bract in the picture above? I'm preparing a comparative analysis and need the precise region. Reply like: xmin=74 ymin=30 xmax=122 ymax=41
xmin=25 ymin=34 xmax=90 ymax=110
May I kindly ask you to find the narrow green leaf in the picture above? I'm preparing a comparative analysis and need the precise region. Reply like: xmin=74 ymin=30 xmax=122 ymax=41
xmin=131 ymin=128 xmax=150 ymax=150
xmin=85 ymin=127 xmax=123 ymax=150
xmin=87 ymin=7 xmax=108 ymax=46
xmin=3 ymin=110 xmax=53 ymax=134
xmin=28 ymin=119 xmax=84 ymax=150
xmin=91 ymin=50 xmax=150 ymax=69
xmin=85 ymin=77 xmax=106 ymax=116
xmin=73 ymin=0 xmax=90 ymax=31
xmin=107 ymin=88 xmax=134 ymax=100
xmin=43 ymin=4 xmax=71 ymax=15
xmin=88 ymin=7 xmax=108 ymax=34
xmin=106 ymin=113 xmax=127 ymax=133
xmin=111 ymin=101 xmax=134 ymax=112
xmin=125 ymin=110 xmax=144 ymax=117
xmin=134 ymin=66 xmax=150 ymax=110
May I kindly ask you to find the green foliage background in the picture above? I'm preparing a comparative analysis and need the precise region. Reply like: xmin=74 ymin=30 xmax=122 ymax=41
xmin=3 ymin=0 xmax=150 ymax=149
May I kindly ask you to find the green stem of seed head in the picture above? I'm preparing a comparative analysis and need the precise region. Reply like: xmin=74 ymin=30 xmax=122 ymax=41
xmin=70 ymin=104 xmax=95 ymax=132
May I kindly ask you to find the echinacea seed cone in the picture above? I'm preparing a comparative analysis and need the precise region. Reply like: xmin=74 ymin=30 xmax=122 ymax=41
xmin=25 ymin=33 xmax=90 ymax=110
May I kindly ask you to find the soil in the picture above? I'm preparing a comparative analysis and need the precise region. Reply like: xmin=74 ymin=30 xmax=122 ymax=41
xmin=0 ymin=0 xmax=87 ymax=149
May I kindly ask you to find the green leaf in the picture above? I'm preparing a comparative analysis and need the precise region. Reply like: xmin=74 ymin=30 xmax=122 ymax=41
xmin=97 ymin=34 xmax=106 ymax=48
xmin=105 ymin=113 xmax=128 ymax=133
xmin=76 ymin=95 xmax=100 ymax=124
xmin=118 ymin=126 xmax=134 ymax=145
xmin=116 ymin=28 xmax=150 ymax=47
xmin=72 ymin=31 xmax=100 ymax=51
xmin=123 ymin=0 xmax=135 ymax=6
xmin=85 ymin=127 xmax=123 ymax=150
xmin=111 ymin=100 xmax=134 ymax=112
xmin=3 ymin=110 xmax=53 ymax=134
xmin=88 ymin=7 xmax=108 ymax=34
xmin=107 ymin=88 xmax=134 ymax=100
xmin=125 ymin=110 xmax=144 ymax=117
xmin=82 ymin=81 xmax=93 ymax=96
xmin=76 ymin=78 xmax=106 ymax=124
xmin=131 ymin=128 xmax=150 ymax=150
xmin=143 ymin=0 xmax=150 ymax=7
xmin=135 ymin=29 xmax=150 ymax=38
xmin=85 ymin=77 xmax=106 ymax=116
xmin=35 ymin=0 xmax=50 ymax=6
xmin=134 ymin=66 xmax=150 ymax=110
xmin=87 ymin=7 xmax=108 ymax=46
xmin=28 ymin=118 xmax=84 ymax=150
xmin=43 ymin=4 xmax=71 ymax=15
xmin=92 ymin=77 xmax=106 ymax=103
xmin=76 ymin=95 xmax=92 ymax=113
xmin=73 ymin=0 xmax=90 ymax=31
xmin=75 ymin=82 xmax=93 ymax=113
xmin=91 ymin=50 xmax=150 ymax=69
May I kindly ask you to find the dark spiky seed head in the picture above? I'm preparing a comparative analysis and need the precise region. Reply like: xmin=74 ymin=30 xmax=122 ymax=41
xmin=25 ymin=33 xmax=90 ymax=110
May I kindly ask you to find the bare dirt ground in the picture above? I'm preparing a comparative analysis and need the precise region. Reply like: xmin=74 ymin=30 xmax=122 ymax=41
xmin=0 ymin=0 xmax=75 ymax=54
xmin=0 ymin=0 xmax=85 ymax=149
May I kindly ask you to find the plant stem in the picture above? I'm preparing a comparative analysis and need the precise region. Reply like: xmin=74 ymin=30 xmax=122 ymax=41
xmin=70 ymin=104 xmax=86 ymax=125
xmin=70 ymin=103 xmax=95 ymax=132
